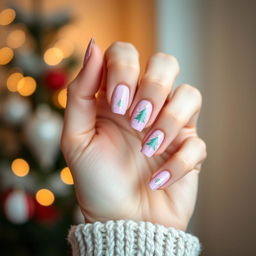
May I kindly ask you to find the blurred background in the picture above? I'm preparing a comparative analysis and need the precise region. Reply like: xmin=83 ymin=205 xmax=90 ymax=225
xmin=0 ymin=0 xmax=255 ymax=255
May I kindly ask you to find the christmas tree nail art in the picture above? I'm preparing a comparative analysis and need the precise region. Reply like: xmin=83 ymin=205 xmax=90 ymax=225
xmin=117 ymin=98 xmax=123 ymax=108
xmin=148 ymin=170 xmax=171 ymax=190
xmin=112 ymin=85 xmax=129 ymax=115
xmin=141 ymin=130 xmax=164 ymax=157
xmin=154 ymin=178 xmax=161 ymax=185
xmin=135 ymin=108 xmax=147 ymax=123
xmin=131 ymin=100 xmax=153 ymax=131
xmin=146 ymin=136 xmax=159 ymax=150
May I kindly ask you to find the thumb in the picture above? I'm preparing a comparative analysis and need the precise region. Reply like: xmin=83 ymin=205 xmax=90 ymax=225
xmin=62 ymin=39 xmax=103 ymax=151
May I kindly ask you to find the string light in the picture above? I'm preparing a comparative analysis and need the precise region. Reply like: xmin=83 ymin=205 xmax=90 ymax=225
xmin=0 ymin=47 xmax=14 ymax=65
xmin=0 ymin=8 xmax=16 ymax=26
xmin=7 ymin=29 xmax=26 ymax=49
xmin=36 ymin=189 xmax=55 ymax=206
xmin=60 ymin=167 xmax=74 ymax=185
xmin=44 ymin=47 xmax=63 ymax=66
xmin=11 ymin=158 xmax=30 ymax=177
xmin=7 ymin=72 xmax=23 ymax=92
xmin=17 ymin=76 xmax=37 ymax=96
xmin=57 ymin=88 xmax=67 ymax=108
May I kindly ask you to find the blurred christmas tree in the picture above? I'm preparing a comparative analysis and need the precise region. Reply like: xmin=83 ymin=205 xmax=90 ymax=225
xmin=0 ymin=2 xmax=83 ymax=255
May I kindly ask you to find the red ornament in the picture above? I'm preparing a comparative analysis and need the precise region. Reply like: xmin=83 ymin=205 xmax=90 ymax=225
xmin=45 ymin=69 xmax=67 ymax=90
xmin=3 ymin=189 xmax=34 ymax=224
xmin=34 ymin=201 xmax=60 ymax=224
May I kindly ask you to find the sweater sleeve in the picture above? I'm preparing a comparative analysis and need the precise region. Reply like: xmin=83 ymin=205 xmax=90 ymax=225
xmin=68 ymin=219 xmax=201 ymax=256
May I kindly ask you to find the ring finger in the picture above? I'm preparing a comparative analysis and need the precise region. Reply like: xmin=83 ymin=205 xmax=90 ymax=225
xmin=141 ymin=84 xmax=202 ymax=157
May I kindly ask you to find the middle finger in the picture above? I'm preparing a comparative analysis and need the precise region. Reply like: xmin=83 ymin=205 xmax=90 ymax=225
xmin=129 ymin=52 xmax=179 ymax=131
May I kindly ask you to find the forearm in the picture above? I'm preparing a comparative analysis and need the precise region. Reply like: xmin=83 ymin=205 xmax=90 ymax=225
xmin=68 ymin=219 xmax=201 ymax=256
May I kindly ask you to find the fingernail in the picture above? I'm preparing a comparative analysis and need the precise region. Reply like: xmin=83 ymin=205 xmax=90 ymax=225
xmin=111 ymin=84 xmax=129 ymax=115
xmin=141 ymin=130 xmax=164 ymax=157
xmin=148 ymin=170 xmax=171 ymax=190
xmin=83 ymin=38 xmax=94 ymax=66
xmin=131 ymin=100 xmax=153 ymax=131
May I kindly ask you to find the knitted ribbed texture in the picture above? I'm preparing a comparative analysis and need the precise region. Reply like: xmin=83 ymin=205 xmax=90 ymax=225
xmin=68 ymin=220 xmax=201 ymax=256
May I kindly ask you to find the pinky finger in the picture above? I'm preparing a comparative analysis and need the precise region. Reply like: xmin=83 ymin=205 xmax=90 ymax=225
xmin=148 ymin=137 xmax=207 ymax=191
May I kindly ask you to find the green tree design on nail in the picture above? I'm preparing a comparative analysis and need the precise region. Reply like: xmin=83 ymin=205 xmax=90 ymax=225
xmin=146 ymin=136 xmax=158 ymax=150
xmin=135 ymin=108 xmax=147 ymax=123
xmin=154 ymin=178 xmax=161 ymax=184
xmin=117 ymin=99 xmax=123 ymax=108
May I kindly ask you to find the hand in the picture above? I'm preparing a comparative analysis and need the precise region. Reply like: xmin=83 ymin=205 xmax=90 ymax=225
xmin=61 ymin=40 xmax=207 ymax=231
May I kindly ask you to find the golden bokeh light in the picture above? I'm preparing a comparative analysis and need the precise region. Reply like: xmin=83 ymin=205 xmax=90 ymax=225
xmin=60 ymin=167 xmax=74 ymax=185
xmin=7 ymin=72 xmax=23 ymax=92
xmin=55 ymin=39 xmax=74 ymax=58
xmin=17 ymin=76 xmax=37 ymax=96
xmin=0 ymin=47 xmax=14 ymax=65
xmin=11 ymin=158 xmax=30 ymax=177
xmin=44 ymin=47 xmax=63 ymax=66
xmin=0 ymin=8 xmax=16 ymax=26
xmin=36 ymin=189 xmax=55 ymax=206
xmin=7 ymin=29 xmax=26 ymax=48
xmin=57 ymin=88 xmax=67 ymax=108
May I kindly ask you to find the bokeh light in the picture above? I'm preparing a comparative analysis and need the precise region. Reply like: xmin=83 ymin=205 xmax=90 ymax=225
xmin=44 ymin=47 xmax=63 ymax=66
xmin=7 ymin=29 xmax=26 ymax=48
xmin=17 ymin=76 xmax=37 ymax=96
xmin=7 ymin=72 xmax=23 ymax=92
xmin=57 ymin=88 xmax=67 ymax=108
xmin=55 ymin=39 xmax=74 ymax=58
xmin=11 ymin=158 xmax=30 ymax=177
xmin=60 ymin=167 xmax=74 ymax=185
xmin=0 ymin=47 xmax=14 ymax=65
xmin=0 ymin=8 xmax=16 ymax=26
xmin=36 ymin=189 xmax=55 ymax=206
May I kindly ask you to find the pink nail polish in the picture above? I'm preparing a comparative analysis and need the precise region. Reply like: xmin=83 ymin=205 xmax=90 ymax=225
xmin=131 ymin=100 xmax=153 ymax=131
xmin=83 ymin=38 xmax=94 ymax=66
xmin=148 ymin=170 xmax=171 ymax=190
xmin=141 ymin=130 xmax=164 ymax=157
xmin=111 ymin=85 xmax=129 ymax=115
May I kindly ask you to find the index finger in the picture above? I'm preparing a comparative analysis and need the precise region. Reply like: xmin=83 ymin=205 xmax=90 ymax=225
xmin=105 ymin=42 xmax=140 ymax=115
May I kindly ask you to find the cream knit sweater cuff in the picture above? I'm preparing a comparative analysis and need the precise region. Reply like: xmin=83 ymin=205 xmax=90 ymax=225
xmin=68 ymin=219 xmax=201 ymax=256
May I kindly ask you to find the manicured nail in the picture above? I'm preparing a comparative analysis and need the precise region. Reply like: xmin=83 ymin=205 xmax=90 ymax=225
xmin=131 ymin=100 xmax=153 ymax=131
xmin=141 ymin=130 xmax=164 ymax=157
xmin=148 ymin=170 xmax=171 ymax=190
xmin=111 ymin=84 xmax=129 ymax=115
xmin=83 ymin=38 xmax=94 ymax=66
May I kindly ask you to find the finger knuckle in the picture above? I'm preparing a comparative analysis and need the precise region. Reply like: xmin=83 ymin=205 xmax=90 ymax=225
xmin=164 ymin=108 xmax=185 ymax=126
xmin=109 ymin=41 xmax=139 ymax=56
xmin=194 ymin=137 xmax=207 ymax=159
xmin=174 ymin=152 xmax=193 ymax=170
xmin=152 ymin=52 xmax=180 ymax=74
xmin=106 ymin=59 xmax=139 ymax=73
xmin=179 ymin=84 xmax=202 ymax=104
xmin=141 ymin=76 xmax=169 ymax=91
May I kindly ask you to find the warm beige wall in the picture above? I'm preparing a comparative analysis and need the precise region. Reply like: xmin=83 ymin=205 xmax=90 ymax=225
xmin=197 ymin=1 xmax=256 ymax=255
